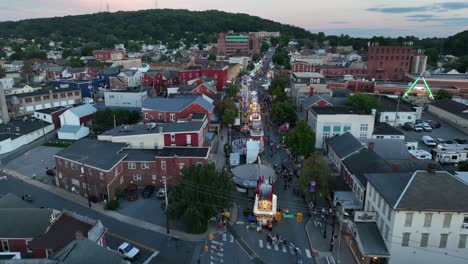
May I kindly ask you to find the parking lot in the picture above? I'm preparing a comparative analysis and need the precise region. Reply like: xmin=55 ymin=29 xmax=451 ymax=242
xmin=398 ymin=112 xmax=467 ymax=152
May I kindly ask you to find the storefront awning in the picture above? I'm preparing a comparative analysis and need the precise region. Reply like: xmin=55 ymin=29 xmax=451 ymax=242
xmin=355 ymin=222 xmax=390 ymax=257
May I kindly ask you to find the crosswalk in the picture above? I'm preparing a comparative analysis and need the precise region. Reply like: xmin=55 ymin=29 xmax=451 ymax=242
xmin=209 ymin=237 xmax=235 ymax=264
xmin=257 ymin=240 xmax=313 ymax=259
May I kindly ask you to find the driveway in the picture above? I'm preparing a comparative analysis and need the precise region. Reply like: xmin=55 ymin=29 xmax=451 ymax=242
xmin=5 ymin=145 xmax=62 ymax=185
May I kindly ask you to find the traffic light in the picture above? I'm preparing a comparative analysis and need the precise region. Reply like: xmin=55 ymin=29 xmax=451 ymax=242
xmin=275 ymin=211 xmax=282 ymax=221
xmin=296 ymin=212 xmax=303 ymax=223
xmin=208 ymin=233 xmax=213 ymax=241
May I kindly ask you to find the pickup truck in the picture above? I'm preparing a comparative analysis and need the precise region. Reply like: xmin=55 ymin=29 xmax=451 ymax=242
xmin=107 ymin=242 xmax=140 ymax=261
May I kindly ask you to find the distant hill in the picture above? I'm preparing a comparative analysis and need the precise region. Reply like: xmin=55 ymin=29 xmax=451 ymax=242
xmin=0 ymin=9 xmax=313 ymax=46
xmin=443 ymin=30 xmax=468 ymax=56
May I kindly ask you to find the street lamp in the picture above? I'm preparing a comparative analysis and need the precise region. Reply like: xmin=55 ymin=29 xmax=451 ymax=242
xmin=80 ymin=165 xmax=92 ymax=208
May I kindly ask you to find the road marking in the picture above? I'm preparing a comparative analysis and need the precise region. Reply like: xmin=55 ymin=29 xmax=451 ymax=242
xmin=305 ymin=249 xmax=312 ymax=258
xmin=217 ymin=252 xmax=224 ymax=257
xmin=142 ymin=250 xmax=160 ymax=264
xmin=274 ymin=244 xmax=279 ymax=251
xmin=222 ymin=233 xmax=227 ymax=241
xmin=235 ymin=221 xmax=245 ymax=224
xmin=230 ymin=235 xmax=234 ymax=243
xmin=282 ymin=246 xmax=287 ymax=253
xmin=259 ymin=240 xmax=263 ymax=248
xmin=107 ymin=231 xmax=156 ymax=252
xmin=266 ymin=243 xmax=271 ymax=250
xmin=211 ymin=240 xmax=222 ymax=245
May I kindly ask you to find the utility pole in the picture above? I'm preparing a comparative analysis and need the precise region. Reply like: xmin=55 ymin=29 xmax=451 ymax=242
xmin=336 ymin=205 xmax=344 ymax=263
xmin=394 ymin=96 xmax=401 ymax=127
xmin=162 ymin=176 xmax=170 ymax=234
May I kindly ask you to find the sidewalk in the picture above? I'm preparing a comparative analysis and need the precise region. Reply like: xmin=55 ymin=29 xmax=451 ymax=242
xmin=4 ymin=168 xmax=237 ymax=242
xmin=305 ymin=217 xmax=356 ymax=264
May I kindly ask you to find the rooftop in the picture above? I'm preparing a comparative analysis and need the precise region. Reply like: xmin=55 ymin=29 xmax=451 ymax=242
xmin=326 ymin=132 xmax=364 ymax=159
xmin=67 ymin=104 xmax=97 ymax=118
xmin=142 ymin=96 xmax=214 ymax=113
xmin=373 ymin=123 xmax=405 ymax=136
xmin=5 ymin=87 xmax=80 ymax=99
xmin=292 ymin=72 xmax=325 ymax=79
xmin=355 ymin=222 xmax=390 ymax=257
xmin=158 ymin=147 xmax=210 ymax=158
xmin=52 ymin=239 xmax=127 ymax=264
xmin=0 ymin=208 xmax=53 ymax=238
xmin=310 ymin=106 xmax=366 ymax=115
xmin=342 ymin=148 xmax=392 ymax=187
xmin=374 ymin=95 xmax=416 ymax=112
xmin=0 ymin=118 xmax=51 ymax=141
xmin=101 ymin=122 xmax=204 ymax=137
xmin=430 ymin=99 xmax=468 ymax=120
xmin=0 ymin=193 xmax=34 ymax=209
xmin=34 ymin=106 xmax=68 ymax=115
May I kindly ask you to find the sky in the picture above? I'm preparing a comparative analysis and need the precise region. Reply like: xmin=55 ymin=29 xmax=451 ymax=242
xmin=0 ymin=0 xmax=467 ymax=38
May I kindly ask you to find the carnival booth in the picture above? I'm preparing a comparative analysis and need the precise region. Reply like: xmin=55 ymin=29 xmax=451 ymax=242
xmin=253 ymin=177 xmax=277 ymax=226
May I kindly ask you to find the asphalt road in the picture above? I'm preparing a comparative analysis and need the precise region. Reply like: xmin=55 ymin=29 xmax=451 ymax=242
xmin=0 ymin=176 xmax=197 ymax=264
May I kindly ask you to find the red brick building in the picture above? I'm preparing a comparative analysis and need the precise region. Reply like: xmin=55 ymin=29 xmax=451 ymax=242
xmin=217 ymin=32 xmax=259 ymax=56
xmin=292 ymin=62 xmax=320 ymax=73
xmin=93 ymin=50 xmax=126 ymax=61
xmin=142 ymin=70 xmax=179 ymax=94
xmin=175 ymin=80 xmax=217 ymax=96
xmin=178 ymin=65 xmax=228 ymax=91
xmin=367 ymin=45 xmax=416 ymax=81
xmin=54 ymin=139 xmax=210 ymax=199
xmin=142 ymin=96 xmax=214 ymax=123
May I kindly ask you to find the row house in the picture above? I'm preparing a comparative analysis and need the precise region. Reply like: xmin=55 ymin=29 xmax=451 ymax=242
xmin=98 ymin=121 xmax=207 ymax=149
xmin=61 ymin=67 xmax=88 ymax=79
xmin=178 ymin=65 xmax=228 ymax=91
xmin=109 ymin=69 xmax=142 ymax=89
xmin=58 ymin=104 xmax=97 ymax=140
xmin=6 ymin=88 xmax=81 ymax=115
xmin=142 ymin=70 xmax=179 ymax=94
xmin=1 ymin=60 xmax=24 ymax=72
xmin=96 ymin=67 xmax=121 ymax=89
xmin=52 ymin=79 xmax=102 ymax=98
xmin=142 ymin=95 xmax=214 ymax=123
xmin=173 ymin=79 xmax=217 ymax=96
xmin=54 ymin=139 xmax=210 ymax=200
xmin=93 ymin=50 xmax=126 ymax=61
xmin=0 ymin=193 xmax=107 ymax=258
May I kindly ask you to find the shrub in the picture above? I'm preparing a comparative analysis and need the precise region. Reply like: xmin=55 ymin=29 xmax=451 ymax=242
xmin=89 ymin=195 xmax=99 ymax=203
xmin=106 ymin=199 xmax=120 ymax=210
xmin=115 ymin=188 xmax=126 ymax=199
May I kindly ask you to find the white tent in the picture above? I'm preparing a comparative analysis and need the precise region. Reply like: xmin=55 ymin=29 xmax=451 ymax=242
xmin=246 ymin=141 xmax=260 ymax=163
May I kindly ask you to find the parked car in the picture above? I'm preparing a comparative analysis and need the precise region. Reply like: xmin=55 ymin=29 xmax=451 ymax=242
xmin=142 ymin=185 xmax=155 ymax=198
xmin=156 ymin=188 xmax=166 ymax=199
xmin=403 ymin=122 xmax=412 ymax=131
xmin=413 ymin=124 xmax=423 ymax=132
xmin=435 ymin=138 xmax=446 ymax=145
xmin=429 ymin=121 xmax=441 ymax=128
xmin=453 ymin=138 xmax=468 ymax=144
xmin=45 ymin=168 xmax=55 ymax=176
xmin=422 ymin=136 xmax=437 ymax=147
xmin=116 ymin=242 xmax=140 ymax=260
xmin=126 ymin=184 xmax=138 ymax=201
xmin=415 ymin=119 xmax=423 ymax=124
xmin=422 ymin=123 xmax=432 ymax=132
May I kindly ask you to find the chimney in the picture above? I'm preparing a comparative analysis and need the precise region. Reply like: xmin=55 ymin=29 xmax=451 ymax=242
xmin=75 ymin=231 xmax=85 ymax=240
xmin=371 ymin=108 xmax=377 ymax=117
xmin=368 ymin=142 xmax=375 ymax=151
xmin=426 ymin=163 xmax=436 ymax=174
xmin=391 ymin=163 xmax=400 ymax=172
xmin=309 ymin=86 xmax=315 ymax=96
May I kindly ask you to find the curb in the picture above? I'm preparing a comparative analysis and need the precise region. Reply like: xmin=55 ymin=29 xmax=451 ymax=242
xmin=304 ymin=218 xmax=320 ymax=261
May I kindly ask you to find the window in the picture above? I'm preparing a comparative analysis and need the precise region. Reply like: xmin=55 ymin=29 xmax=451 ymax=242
xmin=53 ymin=94 xmax=58 ymax=99
xmin=144 ymin=112 xmax=149 ymax=120
xmin=424 ymin=213 xmax=433 ymax=227
xmin=359 ymin=133 xmax=367 ymax=139
xmin=71 ymin=162 xmax=76 ymax=170
xmin=420 ymin=233 xmax=429 ymax=248
xmin=152 ymin=175 xmax=156 ymax=181
xmin=46 ymin=249 xmax=53 ymax=257
xmin=82 ymin=182 xmax=87 ymax=189
xmin=119 ymin=175 xmax=123 ymax=184
xmin=170 ymin=113 xmax=176 ymax=121
xmin=459 ymin=235 xmax=467 ymax=249
xmin=380 ymin=219 xmax=384 ymax=231
xmin=142 ymin=162 xmax=149 ymax=169
xmin=404 ymin=212 xmax=413 ymax=227
xmin=443 ymin=214 xmax=452 ymax=228
xmin=158 ymin=113 xmax=163 ymax=120
xmin=373 ymin=190 xmax=377 ymax=202
xmin=59 ymin=172 xmax=62 ymax=179
xmin=161 ymin=161 xmax=166 ymax=172
xmin=65 ymin=161 xmax=69 ymax=168
xmin=60 ymin=93 xmax=66 ymax=98
xmin=439 ymin=234 xmax=449 ymax=248
xmin=99 ymin=172 xmax=104 ymax=180
xmin=387 ymin=206 xmax=391 ymax=221
xmin=43 ymin=95 xmax=50 ymax=100
xmin=26 ymin=240 xmax=32 ymax=253
xmin=74 ymin=91 xmax=80 ymax=96
xmin=378 ymin=196 xmax=382 ymax=208
xmin=71 ymin=178 xmax=80 ymax=186
xmin=332 ymin=125 xmax=341 ymax=136
xmin=170 ymin=133 xmax=175 ymax=141
xmin=67 ymin=92 xmax=73 ymax=97
xmin=402 ymin=233 xmax=410 ymax=247
xmin=1 ymin=240 xmax=9 ymax=251
xmin=360 ymin=124 xmax=368 ymax=132
xmin=186 ymin=135 xmax=192 ymax=145
xmin=133 ymin=174 xmax=142 ymax=181
xmin=34 ymin=96 xmax=41 ymax=102
xmin=128 ymin=162 xmax=136 ymax=169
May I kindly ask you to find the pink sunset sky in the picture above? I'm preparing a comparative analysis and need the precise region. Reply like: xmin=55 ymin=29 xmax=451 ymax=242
xmin=0 ymin=0 xmax=467 ymax=37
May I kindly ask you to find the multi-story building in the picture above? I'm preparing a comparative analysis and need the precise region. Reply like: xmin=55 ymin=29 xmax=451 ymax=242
xmin=93 ymin=50 xmax=126 ymax=61
xmin=362 ymin=170 xmax=468 ymax=264
xmin=142 ymin=96 xmax=214 ymax=123
xmin=217 ymin=33 xmax=259 ymax=56
xmin=290 ymin=72 xmax=328 ymax=107
xmin=375 ymin=95 xmax=423 ymax=126
xmin=104 ymin=90 xmax=148 ymax=108
xmin=307 ymin=106 xmax=376 ymax=148
xmin=367 ymin=45 xmax=417 ymax=81
xmin=178 ymin=65 xmax=228 ymax=91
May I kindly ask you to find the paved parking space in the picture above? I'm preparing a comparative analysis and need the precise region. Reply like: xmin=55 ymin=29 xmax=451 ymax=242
xmin=398 ymin=112 xmax=467 ymax=152
xmin=5 ymin=145 xmax=62 ymax=185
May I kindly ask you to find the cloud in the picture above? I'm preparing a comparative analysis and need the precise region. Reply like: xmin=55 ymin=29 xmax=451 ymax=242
xmin=406 ymin=14 xmax=435 ymax=19
xmin=328 ymin=21 xmax=350 ymax=24
xmin=368 ymin=1 xmax=468 ymax=14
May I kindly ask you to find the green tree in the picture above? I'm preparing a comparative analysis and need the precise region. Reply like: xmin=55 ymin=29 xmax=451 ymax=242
xmin=459 ymin=162 xmax=468 ymax=171
xmin=285 ymin=121 xmax=315 ymax=158
xmin=0 ymin=49 xmax=6 ymax=58
xmin=86 ymin=60 xmax=105 ymax=67
xmin=93 ymin=109 xmax=140 ymax=134
xmin=424 ymin=48 xmax=439 ymax=66
xmin=61 ymin=48 xmax=74 ymax=59
xmin=68 ymin=57 xmax=85 ymax=67
xmin=247 ymin=62 xmax=255 ymax=71
xmin=224 ymin=83 xmax=239 ymax=98
xmin=175 ymin=51 xmax=183 ymax=59
xmin=141 ymin=55 xmax=153 ymax=63
xmin=346 ymin=93 xmax=381 ymax=114
xmin=219 ymin=98 xmax=239 ymax=125
xmin=0 ymin=67 xmax=5 ymax=78
xmin=238 ymin=70 xmax=249 ymax=77
xmin=271 ymin=101 xmax=296 ymax=124
xmin=168 ymin=163 xmax=234 ymax=233
xmin=272 ymin=52 xmax=285 ymax=65
xmin=21 ymin=61 xmax=33 ymax=82
xmin=435 ymin=89 xmax=453 ymax=100
xmin=297 ymin=153 xmax=332 ymax=202
xmin=159 ymin=54 xmax=169 ymax=62
xmin=127 ymin=40 xmax=141 ymax=52
xmin=252 ymin=53 xmax=261 ymax=62
xmin=207 ymin=54 xmax=216 ymax=61
xmin=10 ymin=51 xmax=24 ymax=60
xmin=260 ymin=42 xmax=269 ymax=53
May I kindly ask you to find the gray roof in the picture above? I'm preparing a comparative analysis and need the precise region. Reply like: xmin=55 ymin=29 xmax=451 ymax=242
xmin=0 ymin=119 xmax=51 ymax=141
xmin=326 ymin=132 xmax=364 ymax=159
xmin=55 ymin=139 xmax=127 ymax=171
xmin=355 ymin=222 xmax=390 ymax=257
xmin=35 ymin=106 xmax=68 ymax=115
xmin=342 ymin=148 xmax=392 ymax=187
xmin=359 ymin=139 xmax=410 ymax=161
xmin=430 ymin=99 xmax=468 ymax=120
xmin=365 ymin=172 xmax=413 ymax=208
xmin=120 ymin=69 xmax=138 ymax=77
xmin=0 ymin=208 xmax=53 ymax=238
xmin=142 ymin=96 xmax=214 ymax=113
xmin=373 ymin=123 xmax=405 ymax=136
xmin=101 ymin=122 xmax=204 ymax=137
xmin=66 ymin=67 xmax=87 ymax=74
xmin=0 ymin=193 xmax=35 ymax=209
xmin=310 ymin=106 xmax=365 ymax=115
xmin=122 ymin=149 xmax=156 ymax=162
xmin=158 ymin=147 xmax=210 ymax=158
xmin=68 ymin=104 xmax=97 ymax=118
xmin=302 ymin=95 xmax=348 ymax=109
xmin=375 ymin=95 xmax=416 ymax=112
xmin=52 ymin=239 xmax=127 ymax=264
xmin=177 ymin=84 xmax=198 ymax=92
xmin=102 ymin=67 xmax=120 ymax=75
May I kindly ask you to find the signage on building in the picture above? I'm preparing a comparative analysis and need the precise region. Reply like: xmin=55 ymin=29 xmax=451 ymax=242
xmin=309 ymin=181 xmax=316 ymax=193
xmin=60 ymin=84 xmax=70 ymax=88
xmin=354 ymin=211 xmax=376 ymax=222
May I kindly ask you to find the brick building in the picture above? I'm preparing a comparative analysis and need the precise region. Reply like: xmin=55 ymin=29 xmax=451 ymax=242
xmin=367 ymin=45 xmax=416 ymax=81
xmin=142 ymin=96 xmax=214 ymax=123
xmin=178 ymin=65 xmax=228 ymax=91
xmin=142 ymin=70 xmax=179 ymax=94
xmin=217 ymin=33 xmax=259 ymax=56
xmin=54 ymin=139 xmax=210 ymax=200
xmin=93 ymin=50 xmax=126 ymax=61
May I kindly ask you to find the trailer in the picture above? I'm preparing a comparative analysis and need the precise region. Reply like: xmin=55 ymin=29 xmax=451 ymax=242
xmin=433 ymin=144 xmax=468 ymax=164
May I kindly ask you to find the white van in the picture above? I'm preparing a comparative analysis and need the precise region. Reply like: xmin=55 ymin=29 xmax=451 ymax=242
xmin=422 ymin=136 xmax=437 ymax=147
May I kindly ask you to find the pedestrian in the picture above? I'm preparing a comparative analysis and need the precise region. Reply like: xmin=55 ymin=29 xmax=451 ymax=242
xmin=284 ymin=183 xmax=287 ymax=190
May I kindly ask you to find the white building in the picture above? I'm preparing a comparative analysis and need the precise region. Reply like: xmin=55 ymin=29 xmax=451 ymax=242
xmin=372 ymin=123 xmax=405 ymax=140
xmin=290 ymin=72 xmax=327 ymax=107
xmin=0 ymin=119 xmax=54 ymax=154
xmin=58 ymin=104 xmax=97 ymax=140
xmin=307 ymin=106 xmax=376 ymax=148
xmin=376 ymin=95 xmax=422 ymax=126
xmin=0 ymin=78 xmax=14 ymax=90
xmin=116 ymin=69 xmax=143 ymax=88
xmin=104 ymin=90 xmax=147 ymax=108
xmin=362 ymin=170 xmax=468 ymax=264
